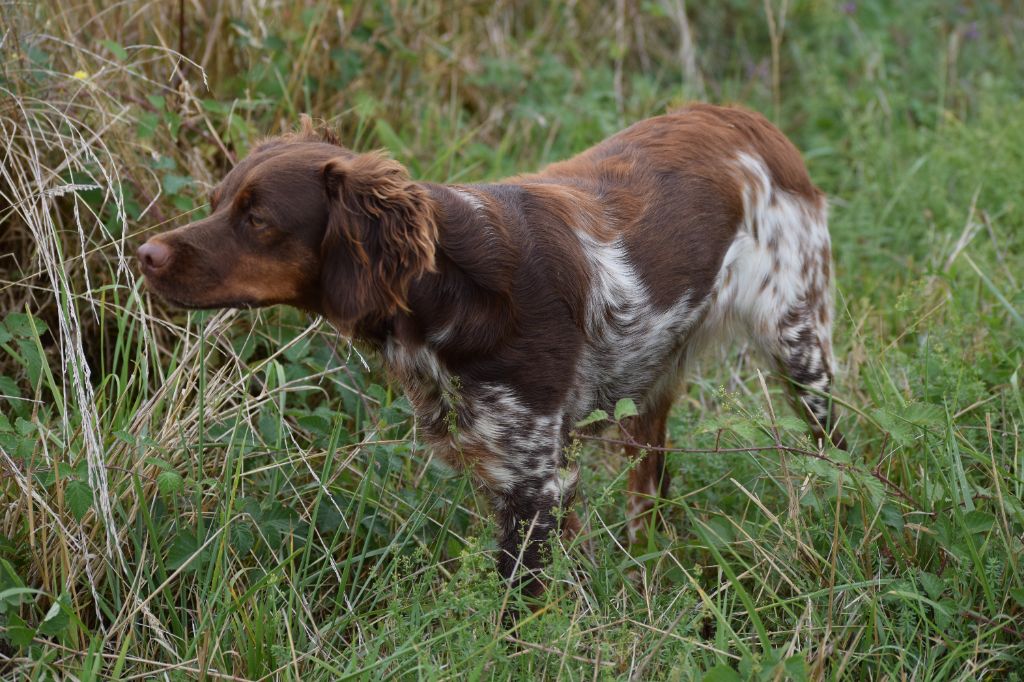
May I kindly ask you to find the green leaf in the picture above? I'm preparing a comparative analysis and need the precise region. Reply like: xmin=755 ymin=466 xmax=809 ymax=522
xmin=934 ymin=598 xmax=956 ymax=630
xmin=113 ymin=430 xmax=137 ymax=445
xmin=2 ymin=612 xmax=35 ymax=648
xmin=161 ymin=174 xmax=192 ymax=196
xmin=899 ymin=402 xmax=945 ymax=427
xmin=100 ymin=39 xmax=128 ymax=61
xmin=702 ymin=664 xmax=742 ymax=682
xmin=919 ymin=570 xmax=944 ymax=601
xmin=65 ymin=480 xmax=93 ymax=521
xmin=701 ymin=516 xmax=734 ymax=548
xmin=156 ymin=470 xmax=184 ymax=497
xmin=3 ymin=313 xmax=46 ymax=338
xmin=1009 ymin=587 xmax=1024 ymax=608
xmin=962 ymin=510 xmax=994 ymax=534
xmin=574 ymin=409 xmax=608 ymax=428
xmin=230 ymin=522 xmax=254 ymax=555
xmin=614 ymin=398 xmax=639 ymax=421
xmin=145 ymin=456 xmax=173 ymax=471
xmin=880 ymin=503 xmax=905 ymax=532
xmin=38 ymin=596 xmax=70 ymax=637
xmin=166 ymin=532 xmax=200 ymax=572
xmin=872 ymin=408 xmax=914 ymax=446
xmin=783 ymin=653 xmax=809 ymax=682
xmin=775 ymin=416 xmax=807 ymax=433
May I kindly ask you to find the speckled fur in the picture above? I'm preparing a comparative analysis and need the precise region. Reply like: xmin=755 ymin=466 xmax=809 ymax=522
xmin=141 ymin=104 xmax=844 ymax=597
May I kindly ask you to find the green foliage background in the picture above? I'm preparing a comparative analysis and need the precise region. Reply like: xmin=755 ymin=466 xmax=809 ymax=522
xmin=1 ymin=0 xmax=1022 ymax=679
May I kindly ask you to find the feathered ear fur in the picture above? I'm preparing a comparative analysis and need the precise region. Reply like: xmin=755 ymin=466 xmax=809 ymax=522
xmin=320 ymin=151 xmax=438 ymax=326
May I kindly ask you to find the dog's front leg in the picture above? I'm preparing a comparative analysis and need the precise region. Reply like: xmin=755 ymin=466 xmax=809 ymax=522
xmin=491 ymin=486 xmax=561 ymax=599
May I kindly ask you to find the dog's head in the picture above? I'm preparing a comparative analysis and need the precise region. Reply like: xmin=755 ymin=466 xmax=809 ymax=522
xmin=137 ymin=119 xmax=438 ymax=330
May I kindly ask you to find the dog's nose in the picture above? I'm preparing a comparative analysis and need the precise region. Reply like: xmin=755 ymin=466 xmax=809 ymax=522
xmin=137 ymin=240 xmax=171 ymax=271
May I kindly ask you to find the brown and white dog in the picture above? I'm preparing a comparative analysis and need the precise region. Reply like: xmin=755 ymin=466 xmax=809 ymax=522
xmin=138 ymin=104 xmax=844 ymax=595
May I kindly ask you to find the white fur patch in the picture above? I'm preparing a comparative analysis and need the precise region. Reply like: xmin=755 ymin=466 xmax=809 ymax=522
xmin=570 ymin=233 xmax=698 ymax=419
xmin=688 ymin=153 xmax=832 ymax=370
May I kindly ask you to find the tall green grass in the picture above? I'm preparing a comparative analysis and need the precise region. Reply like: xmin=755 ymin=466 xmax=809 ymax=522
xmin=1 ymin=0 xmax=1022 ymax=679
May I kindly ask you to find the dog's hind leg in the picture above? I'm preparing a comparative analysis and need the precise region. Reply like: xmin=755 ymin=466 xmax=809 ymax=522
xmin=622 ymin=391 xmax=675 ymax=544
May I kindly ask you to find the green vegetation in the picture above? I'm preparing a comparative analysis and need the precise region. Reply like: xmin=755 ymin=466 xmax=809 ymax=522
xmin=2 ymin=0 xmax=1022 ymax=679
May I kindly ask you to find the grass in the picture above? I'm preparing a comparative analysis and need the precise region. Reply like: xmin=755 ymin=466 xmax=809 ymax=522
xmin=1 ymin=0 xmax=1023 ymax=679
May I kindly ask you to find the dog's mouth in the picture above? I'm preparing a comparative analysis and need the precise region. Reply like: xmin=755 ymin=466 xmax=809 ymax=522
xmin=159 ymin=294 xmax=257 ymax=311
xmin=142 ymin=278 xmax=256 ymax=311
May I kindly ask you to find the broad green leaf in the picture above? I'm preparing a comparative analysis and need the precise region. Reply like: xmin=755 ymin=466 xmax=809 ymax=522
xmin=161 ymin=174 xmax=192 ymax=195
xmin=575 ymin=409 xmax=608 ymax=428
xmin=899 ymin=402 xmax=945 ymax=427
xmin=166 ymin=532 xmax=200 ymax=572
xmin=1 ymin=612 xmax=34 ymax=648
xmin=919 ymin=570 xmax=944 ymax=601
xmin=783 ymin=653 xmax=809 ymax=682
xmin=872 ymin=408 xmax=914 ymax=446
xmin=156 ymin=470 xmax=184 ymax=497
xmin=776 ymin=416 xmax=807 ymax=433
xmin=702 ymin=664 xmax=742 ymax=682
xmin=962 ymin=510 xmax=995 ymax=534
xmin=65 ymin=480 xmax=93 ymax=521
xmin=614 ymin=398 xmax=638 ymax=421
xmin=38 ymin=596 xmax=70 ymax=636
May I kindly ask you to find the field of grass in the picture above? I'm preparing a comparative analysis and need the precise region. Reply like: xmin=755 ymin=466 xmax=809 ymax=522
xmin=2 ymin=0 xmax=1023 ymax=679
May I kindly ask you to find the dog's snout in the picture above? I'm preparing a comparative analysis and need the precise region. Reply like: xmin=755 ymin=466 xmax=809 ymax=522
xmin=138 ymin=240 xmax=171 ymax=271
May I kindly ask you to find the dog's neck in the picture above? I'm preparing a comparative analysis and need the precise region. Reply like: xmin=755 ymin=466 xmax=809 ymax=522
xmin=348 ymin=183 xmax=520 ymax=364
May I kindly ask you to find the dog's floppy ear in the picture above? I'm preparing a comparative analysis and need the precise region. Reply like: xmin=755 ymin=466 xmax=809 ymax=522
xmin=320 ymin=151 xmax=438 ymax=327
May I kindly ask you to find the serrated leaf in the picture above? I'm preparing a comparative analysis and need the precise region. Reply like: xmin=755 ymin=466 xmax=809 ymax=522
xmin=230 ymin=522 xmax=254 ymax=554
xmin=857 ymin=472 xmax=886 ymax=507
xmin=113 ymin=430 xmax=137 ymax=445
xmin=0 ymin=376 xmax=17 ymax=403
xmin=574 ymin=409 xmax=608 ymax=428
xmin=614 ymin=398 xmax=638 ymax=421
xmin=775 ymin=415 xmax=807 ymax=433
xmin=963 ymin=510 xmax=994 ymax=534
xmin=156 ymin=470 xmax=184 ymax=496
xmin=3 ymin=313 xmax=41 ymax=337
xmin=65 ymin=480 xmax=93 ymax=521
xmin=783 ymin=653 xmax=809 ymax=682
xmin=2 ymin=612 xmax=34 ymax=647
xmin=899 ymin=402 xmax=945 ymax=427
xmin=872 ymin=408 xmax=915 ymax=446
xmin=881 ymin=503 xmax=905 ymax=532
xmin=165 ymin=532 xmax=200 ymax=572
xmin=934 ymin=597 xmax=956 ymax=629
xmin=729 ymin=420 xmax=760 ymax=442
xmin=919 ymin=570 xmax=944 ymax=601
xmin=145 ymin=456 xmax=173 ymax=471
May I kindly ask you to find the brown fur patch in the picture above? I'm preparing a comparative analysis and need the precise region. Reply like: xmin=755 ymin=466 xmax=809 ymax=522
xmin=321 ymin=151 xmax=440 ymax=327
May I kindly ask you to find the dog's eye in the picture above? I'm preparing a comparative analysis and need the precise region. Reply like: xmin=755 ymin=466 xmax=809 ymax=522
xmin=249 ymin=214 xmax=268 ymax=231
